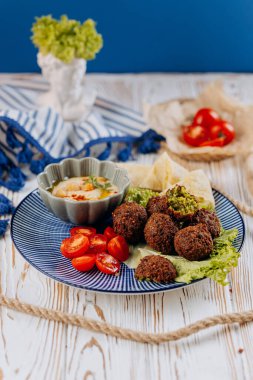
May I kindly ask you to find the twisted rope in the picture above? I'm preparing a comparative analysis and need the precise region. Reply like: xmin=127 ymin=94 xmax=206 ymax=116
xmin=0 ymin=294 xmax=253 ymax=344
xmin=170 ymin=151 xmax=236 ymax=162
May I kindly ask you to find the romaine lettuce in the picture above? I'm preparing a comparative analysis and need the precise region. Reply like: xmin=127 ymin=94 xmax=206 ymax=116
xmin=134 ymin=229 xmax=239 ymax=286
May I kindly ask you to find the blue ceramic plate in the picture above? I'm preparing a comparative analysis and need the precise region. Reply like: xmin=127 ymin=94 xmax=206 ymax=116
xmin=11 ymin=189 xmax=245 ymax=294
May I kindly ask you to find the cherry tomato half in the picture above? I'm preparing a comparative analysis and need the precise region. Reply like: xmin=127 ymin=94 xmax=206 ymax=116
xmin=209 ymin=121 xmax=235 ymax=145
xmin=60 ymin=234 xmax=90 ymax=259
xmin=183 ymin=125 xmax=209 ymax=147
xmin=104 ymin=226 xmax=117 ymax=241
xmin=70 ymin=226 xmax=96 ymax=238
xmin=72 ymin=254 xmax=96 ymax=272
xmin=107 ymin=236 xmax=129 ymax=262
xmin=199 ymin=137 xmax=226 ymax=147
xmin=88 ymin=234 xmax=107 ymax=255
xmin=193 ymin=108 xmax=220 ymax=128
xmin=96 ymin=252 xmax=120 ymax=275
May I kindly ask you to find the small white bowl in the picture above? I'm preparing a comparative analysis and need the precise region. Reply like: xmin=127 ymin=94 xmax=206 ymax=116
xmin=37 ymin=157 xmax=130 ymax=224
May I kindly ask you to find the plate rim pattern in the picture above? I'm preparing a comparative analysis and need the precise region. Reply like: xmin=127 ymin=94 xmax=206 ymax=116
xmin=10 ymin=188 xmax=245 ymax=294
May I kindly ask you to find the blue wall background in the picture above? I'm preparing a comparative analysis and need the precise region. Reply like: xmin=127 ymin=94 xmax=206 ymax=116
xmin=1 ymin=0 xmax=253 ymax=73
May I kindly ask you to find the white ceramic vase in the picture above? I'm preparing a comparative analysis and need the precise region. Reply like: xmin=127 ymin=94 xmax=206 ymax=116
xmin=37 ymin=53 xmax=94 ymax=121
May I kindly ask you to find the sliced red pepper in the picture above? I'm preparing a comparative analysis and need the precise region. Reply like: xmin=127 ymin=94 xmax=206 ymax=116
xmin=199 ymin=138 xmax=226 ymax=147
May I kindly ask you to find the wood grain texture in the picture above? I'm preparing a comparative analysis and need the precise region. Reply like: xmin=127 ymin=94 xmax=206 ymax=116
xmin=0 ymin=73 xmax=253 ymax=380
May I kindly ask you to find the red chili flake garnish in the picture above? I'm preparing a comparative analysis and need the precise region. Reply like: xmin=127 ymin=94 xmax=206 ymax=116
xmin=71 ymin=195 xmax=86 ymax=201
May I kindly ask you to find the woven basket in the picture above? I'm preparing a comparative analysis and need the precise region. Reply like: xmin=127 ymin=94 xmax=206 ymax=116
xmin=161 ymin=141 xmax=238 ymax=162
xmin=143 ymin=83 xmax=250 ymax=162
xmin=160 ymin=97 xmax=242 ymax=162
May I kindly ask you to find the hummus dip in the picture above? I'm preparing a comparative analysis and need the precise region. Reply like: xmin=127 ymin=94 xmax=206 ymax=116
xmin=49 ymin=176 xmax=118 ymax=201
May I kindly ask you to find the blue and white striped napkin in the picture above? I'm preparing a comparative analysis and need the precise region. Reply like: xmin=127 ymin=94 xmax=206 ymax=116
xmin=0 ymin=78 xmax=165 ymax=192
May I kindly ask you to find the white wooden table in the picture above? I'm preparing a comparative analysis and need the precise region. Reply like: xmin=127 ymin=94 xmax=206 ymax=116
xmin=0 ymin=73 xmax=253 ymax=380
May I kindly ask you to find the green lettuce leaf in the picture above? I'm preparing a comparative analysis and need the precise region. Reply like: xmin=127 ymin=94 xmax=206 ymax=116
xmin=132 ymin=229 xmax=239 ymax=286
xmin=125 ymin=187 xmax=159 ymax=207
xmin=125 ymin=185 xmax=215 ymax=212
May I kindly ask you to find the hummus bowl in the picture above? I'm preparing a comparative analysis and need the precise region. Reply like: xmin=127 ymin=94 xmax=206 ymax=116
xmin=37 ymin=158 xmax=130 ymax=224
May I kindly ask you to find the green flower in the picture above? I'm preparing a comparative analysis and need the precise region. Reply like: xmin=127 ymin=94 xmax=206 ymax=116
xmin=31 ymin=15 xmax=103 ymax=63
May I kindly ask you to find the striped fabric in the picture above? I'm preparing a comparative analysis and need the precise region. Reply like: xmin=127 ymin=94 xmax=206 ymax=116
xmin=0 ymin=77 xmax=165 ymax=191
xmin=0 ymin=78 xmax=147 ymax=158
xmin=0 ymin=77 xmax=165 ymax=236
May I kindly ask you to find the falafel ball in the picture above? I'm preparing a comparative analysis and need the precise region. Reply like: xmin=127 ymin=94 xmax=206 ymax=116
xmin=174 ymin=223 xmax=213 ymax=261
xmin=146 ymin=195 xmax=169 ymax=216
xmin=166 ymin=185 xmax=198 ymax=222
xmin=167 ymin=208 xmax=194 ymax=223
xmin=135 ymin=255 xmax=177 ymax=283
xmin=112 ymin=202 xmax=147 ymax=244
xmin=144 ymin=213 xmax=178 ymax=254
xmin=190 ymin=209 xmax=221 ymax=238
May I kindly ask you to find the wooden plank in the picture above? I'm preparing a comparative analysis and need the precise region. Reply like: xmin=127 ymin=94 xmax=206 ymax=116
xmin=0 ymin=73 xmax=252 ymax=379
xmin=0 ymin=185 xmax=68 ymax=380
xmin=63 ymin=75 xmax=244 ymax=380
